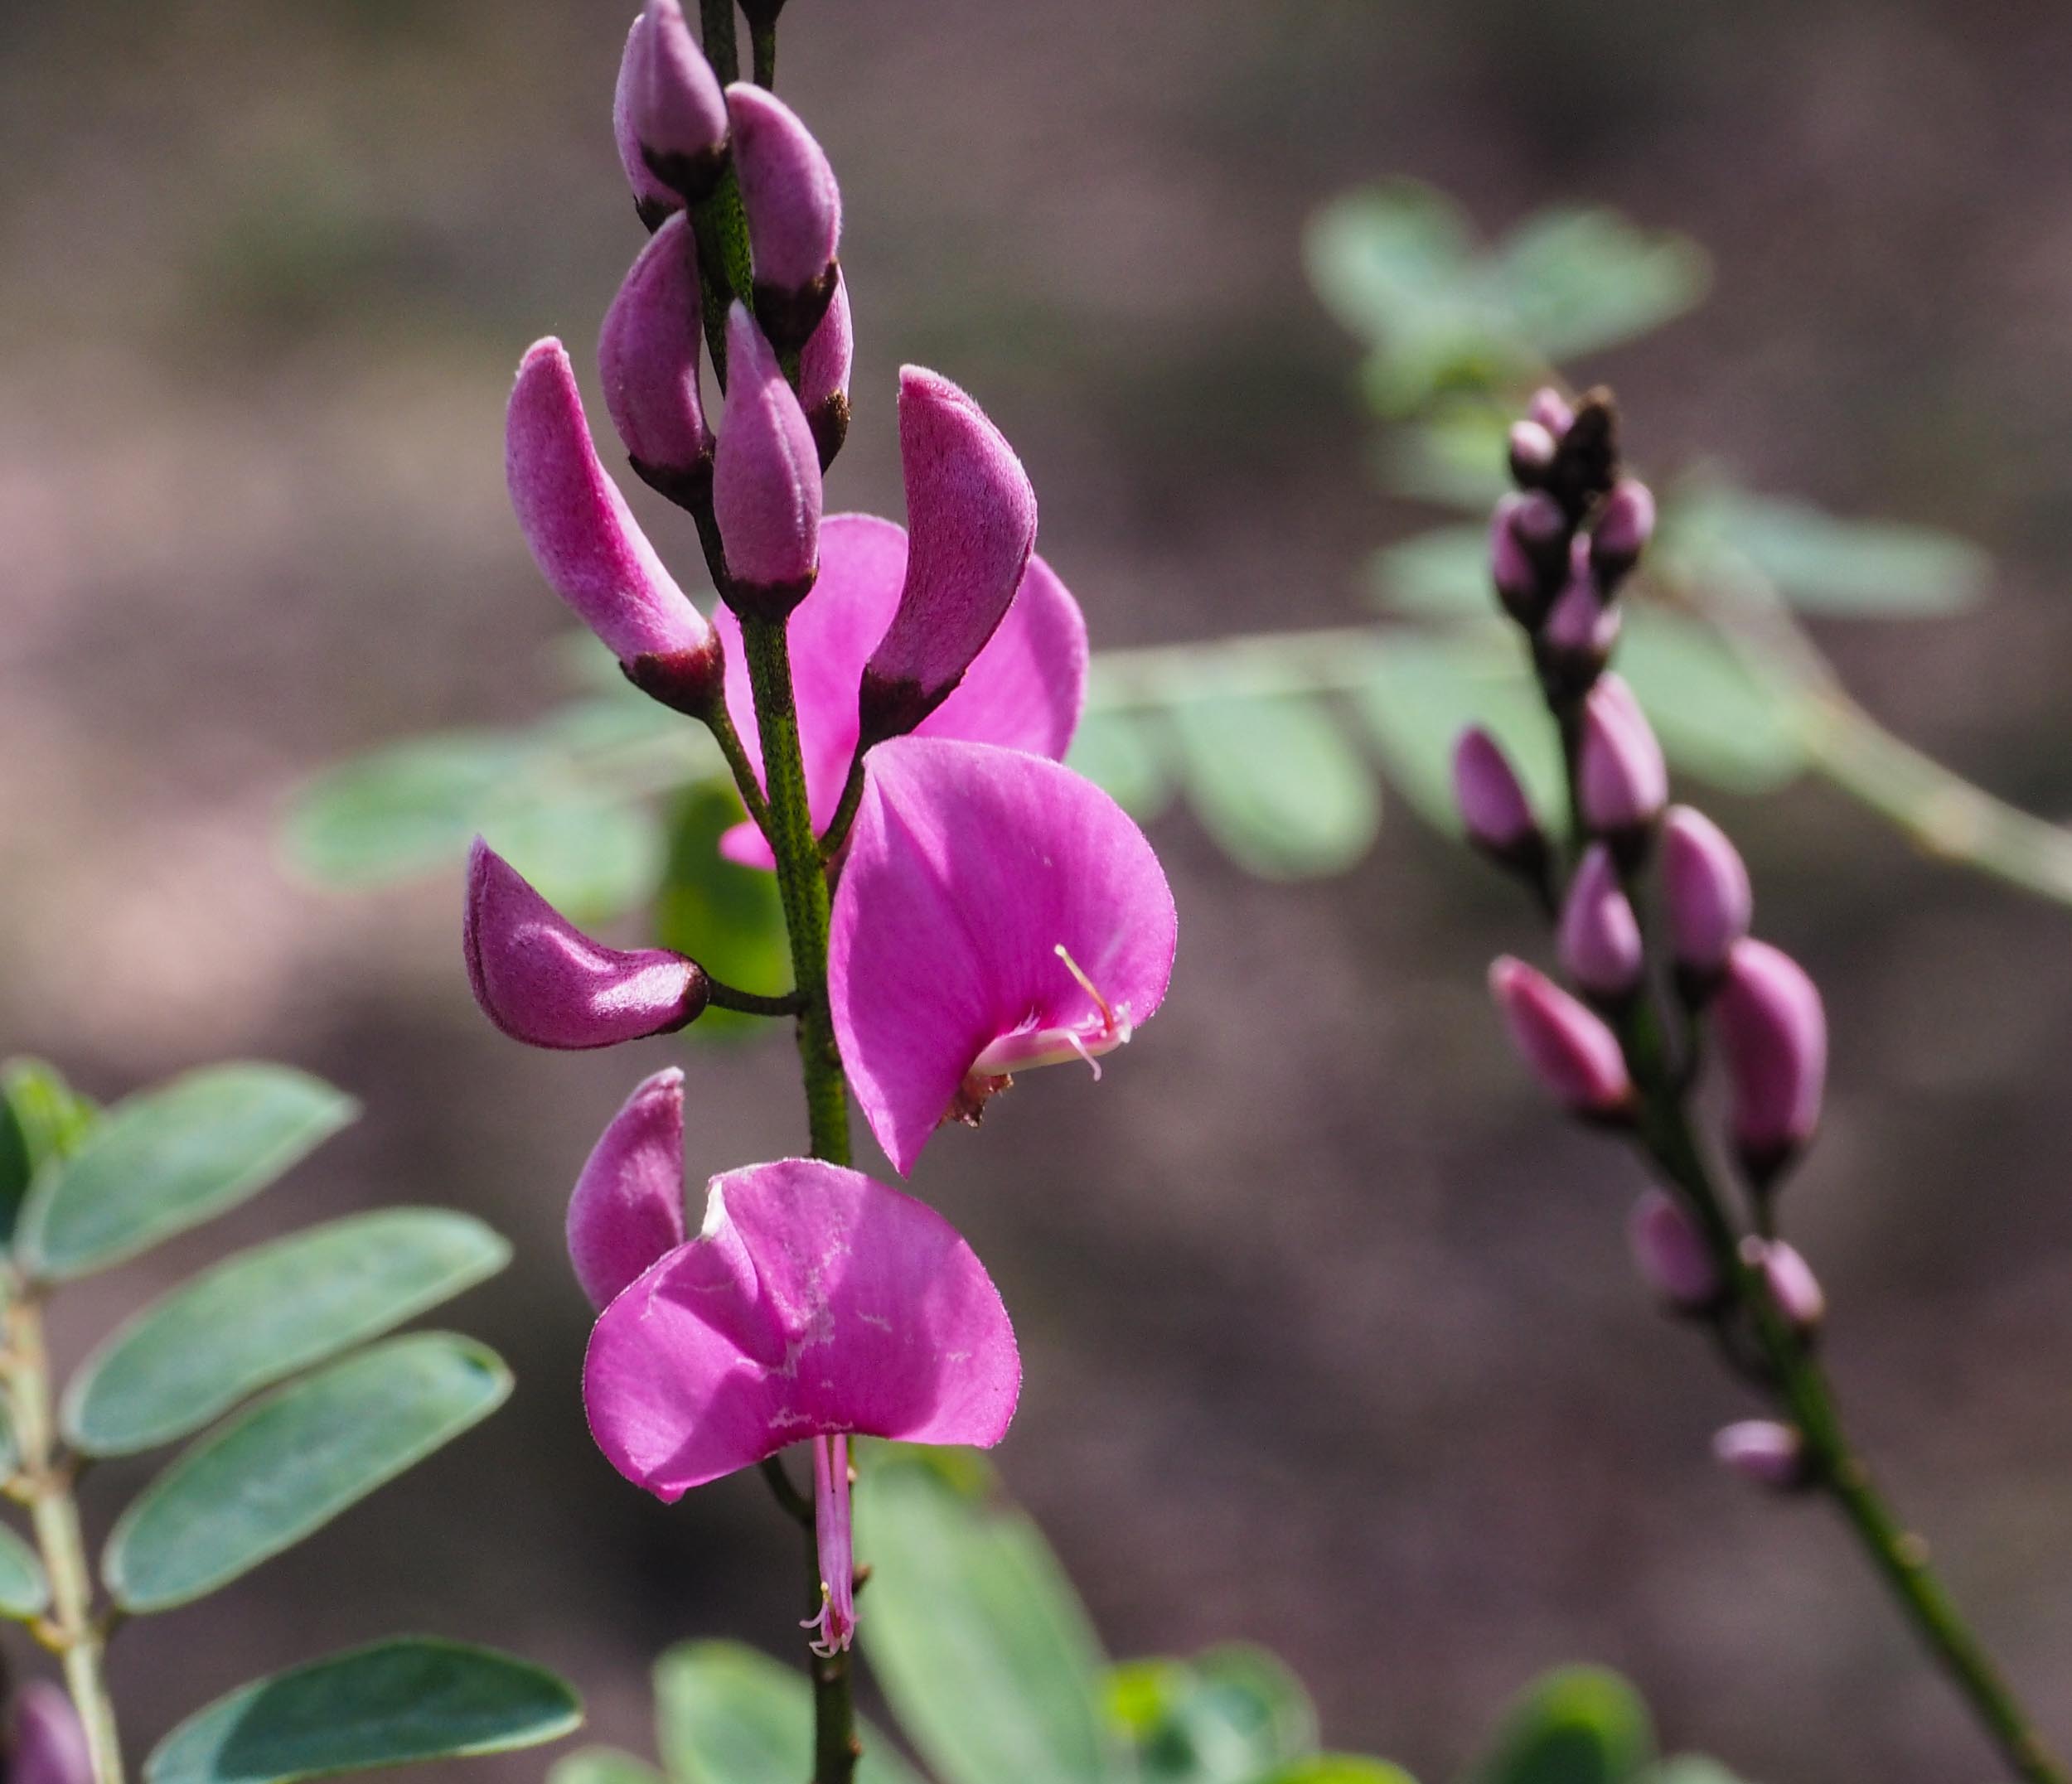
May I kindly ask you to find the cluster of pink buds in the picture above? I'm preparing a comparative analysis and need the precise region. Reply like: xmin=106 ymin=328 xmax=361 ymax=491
xmin=1458 ymin=388 xmax=1832 ymax=1492
xmin=468 ymin=1 xmax=1177 ymax=1657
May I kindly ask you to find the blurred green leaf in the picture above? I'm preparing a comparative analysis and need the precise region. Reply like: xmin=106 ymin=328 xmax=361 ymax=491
xmin=1110 ymin=1646 xmax=1318 ymax=1784
xmin=1358 ymin=637 xmax=1565 ymax=837
xmin=1377 ymin=408 xmax=1514 ymax=510
xmin=1644 ymin=1763 xmax=1744 ymax=1784
xmin=550 ymin=1750 xmax=666 ymax=1784
xmin=1668 ymin=486 xmax=1989 ymax=617
xmin=64 ymin=1210 xmax=510 ymax=1458
xmin=283 ymin=733 xmax=532 ymax=889
xmin=1491 ymin=209 xmax=1709 ymax=363
xmin=0 ymin=1058 xmax=97 ymax=1250
xmin=1068 ymin=708 xmax=1175 ymax=820
xmin=1467 ymin=1667 xmax=1654 ymax=1784
xmin=18 ymin=1066 xmax=356 ymax=1284
xmin=1367 ymin=528 xmax=1492 ymax=618
xmin=653 ymin=783 xmax=792 ymax=1042
xmin=653 ymin=1641 xmax=919 ymax=1784
xmin=1617 ymin=607 xmax=1806 ymax=793
xmin=145 ymin=1638 xmax=582 ymax=1784
xmin=1173 ymin=696 xmax=1381 ymax=878
xmin=856 ymin=1447 xmax=1117 ymax=1784
xmin=1265 ymin=1763 xmax=1420 ymax=1784
xmin=1305 ymin=181 xmax=1477 ymax=349
xmin=477 ymin=795 xmax=666 ymax=928
xmin=0 ymin=1521 xmax=49 ymax=1620
xmin=105 ymin=1334 xmax=510 ymax=1612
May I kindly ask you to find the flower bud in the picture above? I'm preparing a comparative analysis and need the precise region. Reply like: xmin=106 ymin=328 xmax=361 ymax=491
xmin=599 ymin=214 xmax=712 ymax=505
xmin=1488 ymin=956 xmax=1634 ymax=1122
xmin=1490 ymin=491 xmax=1566 ymax=627
xmin=1663 ymin=805 xmax=1751 ymax=992
xmin=726 ymin=83 xmax=841 ymax=349
xmin=506 ymin=338 xmax=722 ymax=713
xmin=632 ymin=0 xmax=729 ymax=202
xmin=1559 ymin=844 xmax=1643 ymax=1001
xmin=1713 ymin=1419 xmax=1808 ymax=1491
xmin=1527 ymin=387 xmax=1575 ymax=439
xmin=712 ymin=304 xmax=822 ymax=613
xmin=858 ymin=367 xmax=1038 ymax=744
xmin=1577 ymin=674 xmax=1668 ymax=848
xmin=1452 ymin=728 xmax=1542 ymax=865
xmin=799 ymin=271 xmax=852 ymax=470
xmin=10 ymin=1684 xmax=91 ymax=1784
xmin=1508 ymin=419 xmax=1556 ymax=482
xmin=1749 ymin=1237 xmax=1826 ymax=1333
xmin=612 ymin=12 xmax=681 ymax=230
xmin=1715 ymin=939 xmax=1826 ymax=1190
xmin=465 ymin=840 xmax=709 ymax=1050
xmin=1628 ymin=1191 xmax=1722 ymax=1313
xmin=1591 ymin=476 xmax=1655 ymax=587
xmin=1536 ymin=543 xmax=1620 ymax=694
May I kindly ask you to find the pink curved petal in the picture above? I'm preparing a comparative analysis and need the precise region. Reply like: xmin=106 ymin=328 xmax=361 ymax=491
xmin=567 ymin=1068 xmax=688 ymax=1309
xmin=464 ymin=839 xmax=707 ymax=1050
xmin=582 ymin=1158 xmax=1020 ymax=1499
xmin=715 ymin=515 xmax=1087 ymax=868
xmin=828 ymin=737 xmax=1176 ymax=1173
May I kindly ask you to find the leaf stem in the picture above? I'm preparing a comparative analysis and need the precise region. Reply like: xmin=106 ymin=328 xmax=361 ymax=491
xmin=3 ymin=1289 xmax=123 ymax=1784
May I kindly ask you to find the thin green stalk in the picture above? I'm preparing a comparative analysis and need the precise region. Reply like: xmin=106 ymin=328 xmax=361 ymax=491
xmin=697 ymin=0 xmax=739 ymax=84
xmin=750 ymin=20 xmax=777 ymax=88
xmin=4 ymin=1291 xmax=123 ymax=1784
xmin=700 ymin=699 xmax=773 ymax=835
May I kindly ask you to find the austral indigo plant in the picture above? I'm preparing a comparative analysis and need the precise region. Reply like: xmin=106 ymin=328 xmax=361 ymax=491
xmin=475 ymin=6 xmax=1175 ymax=1778
xmin=1463 ymin=389 xmax=2068 ymax=1784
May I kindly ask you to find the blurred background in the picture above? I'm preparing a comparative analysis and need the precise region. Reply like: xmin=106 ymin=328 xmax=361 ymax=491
xmin=5 ymin=0 xmax=2072 ymax=1778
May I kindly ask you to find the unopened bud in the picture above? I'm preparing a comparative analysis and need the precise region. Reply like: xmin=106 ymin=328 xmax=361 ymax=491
xmin=1591 ymin=476 xmax=1655 ymax=587
xmin=1747 ymin=1237 xmax=1826 ymax=1333
xmin=1488 ymin=956 xmax=1634 ymax=1122
xmin=1452 ymin=728 xmax=1543 ymax=867
xmin=1628 ymin=1190 xmax=1723 ymax=1313
xmin=1559 ymin=844 xmax=1642 ymax=1001
xmin=1537 ymin=543 xmax=1620 ymax=693
xmin=1527 ymin=387 xmax=1575 ymax=439
xmin=1715 ymin=938 xmax=1826 ymax=1192
xmin=599 ymin=214 xmax=712 ymax=505
xmin=1713 ymin=1420 xmax=1808 ymax=1491
xmin=800 ymin=271 xmax=852 ymax=470
xmin=1577 ymin=674 xmax=1668 ymax=849
xmin=634 ymin=0 xmax=730 ymax=201
xmin=1490 ymin=491 xmax=1566 ymax=627
xmin=10 ymin=1685 xmax=91 ymax=1784
xmin=1508 ymin=419 xmax=1556 ymax=483
xmin=726 ymin=83 xmax=841 ymax=349
xmin=613 ymin=12 xmax=682 ymax=230
xmin=712 ymin=304 xmax=822 ymax=614
xmin=1663 ymin=805 xmax=1751 ymax=994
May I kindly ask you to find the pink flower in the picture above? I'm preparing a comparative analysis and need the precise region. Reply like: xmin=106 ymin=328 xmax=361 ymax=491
xmin=856 ymin=368 xmax=1038 ymax=747
xmin=581 ymin=1153 xmax=1021 ymax=1651
xmin=10 ymin=1685 xmax=91 ymax=1784
xmin=464 ymin=839 xmax=707 ymax=1050
xmin=714 ymin=515 xmax=1087 ymax=868
xmin=828 ymin=737 xmax=1176 ymax=1173
xmin=566 ymin=1067 xmax=688 ymax=1309
xmin=506 ymin=339 xmax=722 ymax=713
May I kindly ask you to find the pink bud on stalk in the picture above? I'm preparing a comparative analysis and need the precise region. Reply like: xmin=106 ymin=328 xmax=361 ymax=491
xmin=713 ymin=305 xmax=822 ymax=614
xmin=1528 ymin=387 xmax=1576 ymax=438
xmin=1537 ymin=542 xmax=1621 ymax=693
xmin=858 ymin=368 xmax=1038 ymax=745
xmin=1488 ymin=957 xmax=1634 ymax=1123
xmin=632 ymin=0 xmax=730 ymax=202
xmin=1713 ymin=1419 xmax=1809 ymax=1491
xmin=1714 ymin=939 xmax=1827 ymax=1191
xmin=726 ymin=83 xmax=841 ymax=349
xmin=1749 ymin=1237 xmax=1826 ymax=1334
xmin=1490 ymin=491 xmax=1566 ymax=628
xmin=1628 ymin=1191 xmax=1722 ymax=1314
xmin=1451 ymin=728 xmax=1544 ymax=877
xmin=1508 ymin=419 xmax=1556 ymax=481
xmin=612 ymin=12 xmax=682 ymax=230
xmin=1591 ymin=477 xmax=1656 ymax=587
xmin=599 ymin=215 xmax=711 ymax=504
xmin=1663 ymin=805 xmax=1752 ymax=994
xmin=10 ymin=1685 xmax=91 ymax=1784
xmin=800 ymin=272 xmax=853 ymax=469
xmin=1577 ymin=674 xmax=1668 ymax=853
xmin=1559 ymin=844 xmax=1643 ymax=1001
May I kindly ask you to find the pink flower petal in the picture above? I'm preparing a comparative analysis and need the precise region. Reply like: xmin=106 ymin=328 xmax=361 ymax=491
xmin=715 ymin=515 xmax=1087 ymax=868
xmin=567 ymin=1068 xmax=689 ymax=1309
xmin=464 ymin=839 xmax=707 ymax=1050
xmin=829 ymin=737 xmax=1176 ymax=1174
xmin=582 ymin=1158 xmax=1020 ymax=1499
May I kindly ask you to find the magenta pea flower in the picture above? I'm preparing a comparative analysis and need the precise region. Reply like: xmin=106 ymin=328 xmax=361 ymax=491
xmin=581 ymin=1150 xmax=1020 ymax=1653
xmin=464 ymin=839 xmax=708 ymax=1050
xmin=828 ymin=737 xmax=1177 ymax=1173
xmin=567 ymin=1066 xmax=688 ymax=1309
xmin=714 ymin=514 xmax=1087 ymax=867
xmin=9 ymin=1685 xmax=91 ymax=1784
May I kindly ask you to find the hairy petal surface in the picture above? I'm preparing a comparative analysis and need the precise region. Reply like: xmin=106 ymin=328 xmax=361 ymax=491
xmin=829 ymin=737 xmax=1176 ymax=1173
xmin=583 ymin=1158 xmax=1019 ymax=1498
xmin=567 ymin=1068 xmax=689 ymax=1309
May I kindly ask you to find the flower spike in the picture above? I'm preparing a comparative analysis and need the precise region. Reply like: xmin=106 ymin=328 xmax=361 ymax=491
xmin=465 ymin=839 xmax=708 ymax=1050
xmin=566 ymin=1068 xmax=689 ymax=1309
xmin=829 ymin=737 xmax=1175 ymax=1173
xmin=713 ymin=304 xmax=822 ymax=615
xmin=599 ymin=214 xmax=712 ymax=505
xmin=726 ymin=83 xmax=841 ymax=348
xmin=506 ymin=339 xmax=723 ymax=713
xmin=858 ymin=368 xmax=1039 ymax=747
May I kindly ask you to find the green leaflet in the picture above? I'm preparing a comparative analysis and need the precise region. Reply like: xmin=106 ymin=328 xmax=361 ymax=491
xmin=1109 ymin=1646 xmax=1319 ymax=1784
xmin=0 ymin=1521 xmax=49 ymax=1620
xmin=1173 ymin=695 xmax=1381 ymax=880
xmin=653 ymin=1641 xmax=920 ymax=1784
xmin=63 ymin=1210 xmax=510 ymax=1457
xmin=1464 ymin=1666 xmax=1656 ymax=1784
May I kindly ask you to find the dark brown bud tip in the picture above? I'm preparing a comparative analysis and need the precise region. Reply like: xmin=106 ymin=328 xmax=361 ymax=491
xmin=809 ymin=391 xmax=850 ymax=472
xmin=623 ymin=637 xmax=728 ymax=718
xmin=752 ymin=262 xmax=840 ymax=355
xmin=719 ymin=568 xmax=820 ymax=624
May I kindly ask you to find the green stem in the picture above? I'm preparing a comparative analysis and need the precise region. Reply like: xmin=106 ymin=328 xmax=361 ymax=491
xmin=750 ymin=20 xmax=777 ymax=87
xmin=4 ymin=1292 xmax=123 ymax=1784
xmin=690 ymin=171 xmax=756 ymax=385
xmin=697 ymin=0 xmax=739 ymax=84
xmin=700 ymin=699 xmax=773 ymax=836
xmin=819 ymin=753 xmax=868 ymax=862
